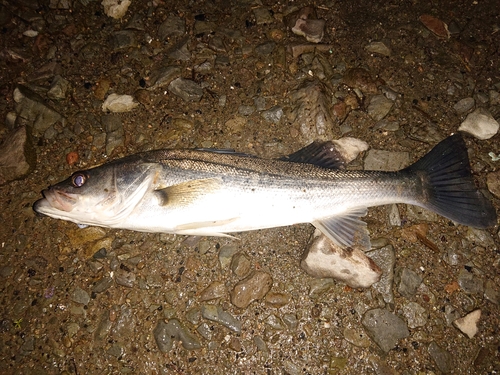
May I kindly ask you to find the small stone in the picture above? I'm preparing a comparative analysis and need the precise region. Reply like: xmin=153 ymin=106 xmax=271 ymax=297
xmin=343 ymin=327 xmax=371 ymax=348
xmin=458 ymin=268 xmax=484 ymax=295
xmin=199 ymin=281 xmax=226 ymax=301
xmin=420 ymin=14 xmax=450 ymax=39
xmin=253 ymin=8 xmax=274 ymax=25
xmin=158 ymin=15 xmax=186 ymax=41
xmin=238 ymin=105 xmax=254 ymax=116
xmin=47 ymin=75 xmax=70 ymax=100
xmin=453 ymin=97 xmax=475 ymax=114
xmin=402 ymin=302 xmax=428 ymax=328
xmin=201 ymin=304 xmax=241 ymax=333
xmin=255 ymin=41 xmax=276 ymax=56
xmin=253 ymin=336 xmax=269 ymax=355
xmin=397 ymin=268 xmax=423 ymax=298
xmin=148 ymin=66 xmax=181 ymax=90
xmin=115 ymin=269 xmax=135 ymax=288
xmin=486 ymin=170 xmax=500 ymax=199
xmin=0 ymin=127 xmax=36 ymax=186
xmin=230 ymin=253 xmax=251 ymax=277
xmin=367 ymin=245 xmax=395 ymax=304
xmin=264 ymin=292 xmax=291 ymax=308
xmin=265 ymin=314 xmax=285 ymax=330
xmin=458 ymin=108 xmax=499 ymax=139
xmin=102 ymin=0 xmax=131 ymax=19
xmin=308 ymin=278 xmax=334 ymax=299
xmin=387 ymin=204 xmax=401 ymax=226
xmin=102 ymin=94 xmax=138 ymax=113
xmin=168 ymin=78 xmax=203 ymax=102
xmin=110 ymin=30 xmax=136 ymax=50
xmin=228 ymin=337 xmax=242 ymax=352
xmin=70 ymin=287 xmax=90 ymax=305
xmin=292 ymin=18 xmax=325 ymax=43
xmin=364 ymin=41 xmax=391 ymax=57
xmin=453 ymin=309 xmax=481 ymax=338
xmin=153 ymin=319 xmax=201 ymax=352
xmin=218 ymin=244 xmax=239 ymax=270
xmin=428 ymin=341 xmax=453 ymax=373
xmin=230 ymin=271 xmax=272 ymax=308
xmin=93 ymin=277 xmax=113 ymax=293
xmin=362 ymin=308 xmax=409 ymax=352
xmin=484 ymin=280 xmax=500 ymax=305
xmin=367 ymin=95 xmax=394 ymax=121
xmin=261 ymin=105 xmax=283 ymax=124
xmin=282 ymin=313 xmax=298 ymax=330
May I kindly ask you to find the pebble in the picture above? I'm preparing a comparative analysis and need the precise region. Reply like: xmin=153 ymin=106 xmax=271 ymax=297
xmin=362 ymin=308 xmax=409 ymax=352
xmin=261 ymin=105 xmax=283 ymax=124
xmin=115 ymin=269 xmax=136 ymax=288
xmin=419 ymin=14 xmax=450 ymax=39
xmin=453 ymin=97 xmax=475 ymax=114
xmin=147 ymin=66 xmax=181 ymax=90
xmin=218 ymin=244 xmax=239 ymax=270
xmin=112 ymin=306 xmax=135 ymax=341
xmin=158 ymin=15 xmax=186 ymax=41
xmin=397 ymin=268 xmax=422 ymax=298
xmin=230 ymin=253 xmax=251 ymax=277
xmin=238 ymin=105 xmax=255 ymax=116
xmin=102 ymin=0 xmax=131 ymax=19
xmin=458 ymin=107 xmax=499 ymax=139
xmin=428 ymin=341 xmax=453 ymax=373
xmin=367 ymin=95 xmax=394 ymax=121
xmin=402 ymin=302 xmax=427 ymax=328
xmin=0 ymin=127 xmax=36 ymax=186
xmin=230 ymin=271 xmax=272 ymax=308
xmin=291 ymin=17 xmax=325 ymax=43
xmin=13 ymin=85 xmax=62 ymax=135
xmin=102 ymin=114 xmax=124 ymax=155
xmin=92 ymin=276 xmax=113 ymax=293
xmin=332 ymin=137 xmax=369 ymax=163
xmin=253 ymin=336 xmax=269 ymax=355
xmin=282 ymin=313 xmax=298 ymax=330
xmin=343 ymin=326 xmax=372 ymax=348
xmin=308 ymin=278 xmax=334 ymax=299
xmin=70 ymin=287 xmax=90 ymax=305
xmin=367 ymin=245 xmax=395 ymax=304
xmin=264 ymin=292 xmax=291 ymax=308
xmin=365 ymin=41 xmax=391 ymax=57
xmin=453 ymin=309 xmax=481 ymax=338
xmin=168 ymin=77 xmax=203 ymax=102
xmin=94 ymin=311 xmax=113 ymax=340
xmin=486 ymin=170 xmax=500 ymax=198
xmin=110 ymin=30 xmax=136 ymax=50
xmin=364 ymin=149 xmax=409 ymax=172
xmin=199 ymin=281 xmax=227 ymax=301
xmin=405 ymin=205 xmax=439 ymax=223
xmin=444 ymin=305 xmax=461 ymax=326
xmin=387 ymin=204 xmax=401 ymax=226
xmin=154 ymin=318 xmax=201 ymax=352
xmin=484 ymin=280 xmax=500 ymax=305
xmin=253 ymin=8 xmax=274 ymax=25
xmin=196 ymin=323 xmax=212 ymax=340
xmin=342 ymin=68 xmax=378 ymax=94
xmin=201 ymin=304 xmax=242 ymax=333
xmin=47 ymin=75 xmax=70 ymax=100
xmin=458 ymin=268 xmax=484 ymax=295
xmin=102 ymin=93 xmax=138 ymax=113
xmin=265 ymin=314 xmax=285 ymax=330
xmin=301 ymin=232 xmax=381 ymax=288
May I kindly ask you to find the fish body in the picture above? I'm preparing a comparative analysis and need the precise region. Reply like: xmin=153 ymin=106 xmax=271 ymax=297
xmin=33 ymin=134 xmax=497 ymax=250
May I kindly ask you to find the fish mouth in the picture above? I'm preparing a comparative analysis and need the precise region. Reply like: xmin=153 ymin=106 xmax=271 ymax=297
xmin=34 ymin=189 xmax=78 ymax=213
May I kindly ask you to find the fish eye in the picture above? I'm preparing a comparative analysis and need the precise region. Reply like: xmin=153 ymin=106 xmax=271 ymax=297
xmin=72 ymin=173 xmax=86 ymax=187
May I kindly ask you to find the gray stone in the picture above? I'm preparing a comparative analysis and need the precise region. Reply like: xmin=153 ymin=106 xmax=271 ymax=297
xmin=255 ymin=41 xmax=276 ymax=56
xmin=367 ymin=245 xmax=395 ymax=304
xmin=168 ymin=78 xmax=203 ymax=102
xmin=70 ymin=287 xmax=90 ymax=305
xmin=102 ymin=94 xmax=138 ymax=113
xmin=308 ymin=278 xmax=334 ymax=299
xmin=428 ymin=341 xmax=453 ymax=373
xmin=14 ymin=85 xmax=62 ymax=135
xmin=110 ymin=30 xmax=136 ymax=50
xmin=92 ymin=277 xmax=113 ymax=293
xmin=218 ymin=244 xmax=239 ymax=270
xmin=201 ymin=304 xmax=241 ymax=333
xmin=102 ymin=114 xmax=124 ymax=155
xmin=0 ymin=126 xmax=36 ymax=186
xmin=148 ymin=66 xmax=181 ymax=90
xmin=112 ymin=306 xmax=136 ymax=340
xmin=402 ymin=302 xmax=427 ymax=328
xmin=362 ymin=308 xmax=409 ymax=352
xmin=367 ymin=95 xmax=394 ymax=121
xmin=238 ymin=105 xmax=255 ymax=116
xmin=458 ymin=268 xmax=484 ymax=295
xmin=364 ymin=149 xmax=409 ymax=171
xmin=261 ymin=105 xmax=283 ymax=124
xmin=158 ymin=15 xmax=186 ymax=41
xmin=166 ymin=36 xmax=190 ymax=61
xmin=47 ymin=75 xmax=70 ymax=100
xmin=253 ymin=8 xmax=274 ymax=25
xmin=397 ymin=268 xmax=422 ymax=298
xmin=199 ymin=281 xmax=226 ymax=301
xmin=365 ymin=41 xmax=391 ymax=56
xmin=453 ymin=97 xmax=475 ymax=114
xmin=230 ymin=253 xmax=251 ymax=277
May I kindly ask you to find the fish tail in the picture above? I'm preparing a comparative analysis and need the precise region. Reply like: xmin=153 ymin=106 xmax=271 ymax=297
xmin=404 ymin=134 xmax=497 ymax=228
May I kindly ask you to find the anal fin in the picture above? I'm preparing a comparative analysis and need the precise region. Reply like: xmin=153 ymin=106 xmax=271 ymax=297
xmin=312 ymin=207 xmax=371 ymax=251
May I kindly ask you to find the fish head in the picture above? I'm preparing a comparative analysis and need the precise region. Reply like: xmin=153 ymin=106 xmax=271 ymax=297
xmin=33 ymin=158 xmax=157 ymax=227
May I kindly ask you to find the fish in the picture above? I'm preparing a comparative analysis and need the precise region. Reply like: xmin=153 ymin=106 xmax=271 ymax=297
xmin=33 ymin=134 xmax=497 ymax=250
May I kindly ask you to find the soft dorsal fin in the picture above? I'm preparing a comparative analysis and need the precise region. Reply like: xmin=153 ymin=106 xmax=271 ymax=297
xmin=281 ymin=141 xmax=347 ymax=169
xmin=312 ymin=207 xmax=371 ymax=251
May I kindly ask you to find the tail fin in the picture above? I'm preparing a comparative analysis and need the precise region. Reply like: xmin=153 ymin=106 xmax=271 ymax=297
xmin=404 ymin=134 xmax=497 ymax=228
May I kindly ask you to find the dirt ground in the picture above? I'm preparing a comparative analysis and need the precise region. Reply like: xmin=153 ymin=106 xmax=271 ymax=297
xmin=0 ymin=0 xmax=499 ymax=374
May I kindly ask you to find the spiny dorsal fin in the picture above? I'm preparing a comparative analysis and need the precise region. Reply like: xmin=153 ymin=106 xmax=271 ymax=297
xmin=281 ymin=141 xmax=347 ymax=169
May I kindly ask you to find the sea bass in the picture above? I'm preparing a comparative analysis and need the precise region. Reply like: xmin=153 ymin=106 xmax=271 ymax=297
xmin=33 ymin=134 xmax=497 ymax=250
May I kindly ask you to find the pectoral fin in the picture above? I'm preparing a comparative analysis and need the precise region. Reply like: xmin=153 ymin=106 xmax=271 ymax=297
xmin=155 ymin=178 xmax=221 ymax=207
xmin=313 ymin=207 xmax=371 ymax=251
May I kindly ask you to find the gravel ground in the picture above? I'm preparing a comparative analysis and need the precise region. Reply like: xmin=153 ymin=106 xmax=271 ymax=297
xmin=0 ymin=0 xmax=499 ymax=374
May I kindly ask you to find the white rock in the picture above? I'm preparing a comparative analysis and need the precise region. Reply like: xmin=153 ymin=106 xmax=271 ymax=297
xmin=453 ymin=309 xmax=481 ymax=338
xmin=102 ymin=94 xmax=138 ymax=113
xmin=332 ymin=137 xmax=369 ymax=163
xmin=300 ymin=230 xmax=382 ymax=288
xmin=458 ymin=108 xmax=499 ymax=140
xmin=102 ymin=0 xmax=131 ymax=19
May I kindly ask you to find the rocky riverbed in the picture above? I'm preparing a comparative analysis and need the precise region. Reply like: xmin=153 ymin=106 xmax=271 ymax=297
xmin=0 ymin=0 xmax=499 ymax=374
